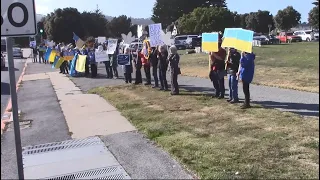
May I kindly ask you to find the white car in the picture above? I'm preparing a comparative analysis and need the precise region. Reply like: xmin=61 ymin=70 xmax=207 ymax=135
xmin=294 ymin=30 xmax=317 ymax=41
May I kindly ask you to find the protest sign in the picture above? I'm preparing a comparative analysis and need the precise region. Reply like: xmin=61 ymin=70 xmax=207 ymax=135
xmin=107 ymin=38 xmax=118 ymax=54
xmin=95 ymin=51 xmax=109 ymax=62
xmin=148 ymin=23 xmax=164 ymax=47
xmin=117 ymin=54 xmax=130 ymax=65
xmin=98 ymin=37 xmax=106 ymax=44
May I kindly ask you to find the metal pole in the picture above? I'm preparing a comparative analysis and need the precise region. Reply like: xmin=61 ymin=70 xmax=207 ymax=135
xmin=6 ymin=37 xmax=25 ymax=180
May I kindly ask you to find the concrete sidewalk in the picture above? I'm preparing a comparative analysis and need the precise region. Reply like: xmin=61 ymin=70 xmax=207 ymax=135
xmin=1 ymin=61 xmax=194 ymax=179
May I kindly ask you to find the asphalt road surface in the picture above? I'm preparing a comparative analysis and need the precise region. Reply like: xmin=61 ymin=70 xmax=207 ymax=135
xmin=1 ymin=48 xmax=30 ymax=118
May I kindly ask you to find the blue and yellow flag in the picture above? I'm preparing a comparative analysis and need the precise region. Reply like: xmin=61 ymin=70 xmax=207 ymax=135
xmin=201 ymin=33 xmax=219 ymax=52
xmin=44 ymin=48 xmax=52 ymax=61
xmin=221 ymin=28 xmax=241 ymax=48
xmin=234 ymin=29 xmax=254 ymax=53
xmin=75 ymin=55 xmax=87 ymax=73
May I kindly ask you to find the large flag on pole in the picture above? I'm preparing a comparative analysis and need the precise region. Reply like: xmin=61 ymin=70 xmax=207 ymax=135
xmin=73 ymin=32 xmax=85 ymax=49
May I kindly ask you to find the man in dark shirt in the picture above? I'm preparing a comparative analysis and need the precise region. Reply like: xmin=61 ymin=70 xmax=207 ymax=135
xmin=209 ymin=41 xmax=227 ymax=98
xmin=226 ymin=48 xmax=241 ymax=103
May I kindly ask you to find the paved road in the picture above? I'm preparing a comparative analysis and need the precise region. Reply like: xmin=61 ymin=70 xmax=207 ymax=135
xmin=1 ymin=48 xmax=33 ymax=118
xmin=70 ymin=64 xmax=319 ymax=117
xmin=1 ymin=57 xmax=26 ymax=118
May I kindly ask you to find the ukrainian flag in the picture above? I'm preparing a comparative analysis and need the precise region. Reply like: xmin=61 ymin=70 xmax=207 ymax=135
xmin=202 ymin=33 xmax=219 ymax=52
xmin=234 ymin=29 xmax=254 ymax=53
xmin=73 ymin=32 xmax=85 ymax=49
xmin=221 ymin=28 xmax=241 ymax=48
xmin=44 ymin=48 xmax=52 ymax=61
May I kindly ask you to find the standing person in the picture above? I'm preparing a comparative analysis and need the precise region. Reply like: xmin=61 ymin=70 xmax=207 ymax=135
xmin=150 ymin=47 xmax=159 ymax=88
xmin=84 ymin=37 xmax=97 ymax=78
xmin=38 ymin=44 xmax=45 ymax=63
xmin=133 ymin=46 xmax=143 ymax=84
xmin=101 ymin=44 xmax=112 ymax=78
xmin=209 ymin=40 xmax=227 ymax=99
xmin=123 ymin=47 xmax=133 ymax=83
xmin=168 ymin=45 xmax=180 ymax=95
xmin=238 ymin=52 xmax=255 ymax=109
xmin=32 ymin=47 xmax=38 ymax=63
xmin=226 ymin=48 xmax=241 ymax=103
xmin=142 ymin=50 xmax=151 ymax=85
xmin=111 ymin=40 xmax=120 ymax=79
xmin=158 ymin=45 xmax=169 ymax=91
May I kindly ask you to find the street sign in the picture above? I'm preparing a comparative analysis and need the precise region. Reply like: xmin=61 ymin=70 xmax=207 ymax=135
xmin=1 ymin=0 xmax=37 ymax=37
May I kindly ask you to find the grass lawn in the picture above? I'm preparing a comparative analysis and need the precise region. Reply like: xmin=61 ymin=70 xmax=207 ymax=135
xmin=179 ymin=42 xmax=319 ymax=93
xmin=90 ymin=85 xmax=319 ymax=179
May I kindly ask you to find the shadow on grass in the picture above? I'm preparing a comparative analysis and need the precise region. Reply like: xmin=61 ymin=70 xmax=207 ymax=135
xmin=253 ymin=100 xmax=319 ymax=117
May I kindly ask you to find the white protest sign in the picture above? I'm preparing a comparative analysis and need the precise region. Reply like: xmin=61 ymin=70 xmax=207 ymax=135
xmin=148 ymin=23 xmax=164 ymax=47
xmin=137 ymin=25 xmax=143 ymax=38
xmin=98 ymin=37 xmax=106 ymax=44
xmin=95 ymin=51 xmax=109 ymax=62
xmin=106 ymin=38 xmax=118 ymax=54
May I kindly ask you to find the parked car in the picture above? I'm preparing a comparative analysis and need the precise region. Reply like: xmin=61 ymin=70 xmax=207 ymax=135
xmin=1 ymin=53 xmax=5 ymax=69
xmin=13 ymin=47 xmax=23 ymax=58
xmin=129 ymin=42 xmax=143 ymax=52
xmin=174 ymin=35 xmax=198 ymax=49
xmin=294 ymin=30 xmax=317 ymax=41
xmin=174 ymin=40 xmax=186 ymax=50
xmin=277 ymin=32 xmax=302 ymax=43
xmin=253 ymin=35 xmax=270 ymax=45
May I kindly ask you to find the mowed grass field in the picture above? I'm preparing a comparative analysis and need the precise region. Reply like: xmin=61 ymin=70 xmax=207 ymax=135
xmin=179 ymin=42 xmax=319 ymax=93
xmin=90 ymin=85 xmax=319 ymax=179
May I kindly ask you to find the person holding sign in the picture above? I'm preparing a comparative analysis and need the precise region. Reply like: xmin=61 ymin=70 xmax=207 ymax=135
xmin=209 ymin=38 xmax=227 ymax=99
xmin=123 ymin=47 xmax=133 ymax=83
xmin=101 ymin=44 xmax=112 ymax=79
xmin=133 ymin=45 xmax=143 ymax=85
xmin=82 ymin=37 xmax=97 ymax=78
xmin=226 ymin=48 xmax=241 ymax=103
xmin=237 ymin=52 xmax=255 ymax=109
xmin=150 ymin=47 xmax=159 ymax=88
xmin=158 ymin=45 xmax=169 ymax=91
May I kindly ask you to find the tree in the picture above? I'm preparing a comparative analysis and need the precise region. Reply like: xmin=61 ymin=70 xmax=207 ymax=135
xmin=129 ymin=24 xmax=138 ymax=37
xmin=177 ymin=7 xmax=235 ymax=34
xmin=108 ymin=15 xmax=132 ymax=38
xmin=44 ymin=8 xmax=84 ymax=43
xmin=245 ymin=11 xmax=274 ymax=33
xmin=81 ymin=9 xmax=109 ymax=38
xmin=274 ymin=6 xmax=301 ymax=31
xmin=312 ymin=0 xmax=319 ymax=6
xmin=152 ymin=0 xmax=227 ymax=28
xmin=308 ymin=7 xmax=319 ymax=29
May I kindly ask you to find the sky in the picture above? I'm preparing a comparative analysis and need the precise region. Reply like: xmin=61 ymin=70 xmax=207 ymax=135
xmin=35 ymin=0 xmax=315 ymax=22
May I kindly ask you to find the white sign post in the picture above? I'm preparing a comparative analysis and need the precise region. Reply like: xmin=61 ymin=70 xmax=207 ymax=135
xmin=1 ymin=1 xmax=37 ymax=179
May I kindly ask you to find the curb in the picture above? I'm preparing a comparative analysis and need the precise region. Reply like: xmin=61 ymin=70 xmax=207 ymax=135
xmin=1 ymin=59 xmax=28 ymax=135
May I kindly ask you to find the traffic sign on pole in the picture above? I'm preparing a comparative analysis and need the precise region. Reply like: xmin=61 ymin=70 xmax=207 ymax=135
xmin=1 ymin=1 xmax=37 ymax=179
xmin=1 ymin=0 xmax=37 ymax=37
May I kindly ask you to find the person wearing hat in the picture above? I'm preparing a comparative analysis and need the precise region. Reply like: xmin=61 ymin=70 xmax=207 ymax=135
xmin=209 ymin=38 xmax=227 ymax=99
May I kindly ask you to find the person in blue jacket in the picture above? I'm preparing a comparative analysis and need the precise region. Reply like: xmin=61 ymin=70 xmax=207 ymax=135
xmin=82 ymin=37 xmax=97 ymax=78
xmin=238 ymin=52 xmax=255 ymax=109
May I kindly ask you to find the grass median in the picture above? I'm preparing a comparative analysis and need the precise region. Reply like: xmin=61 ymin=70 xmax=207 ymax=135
xmin=90 ymin=85 xmax=319 ymax=179
xmin=179 ymin=42 xmax=319 ymax=93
